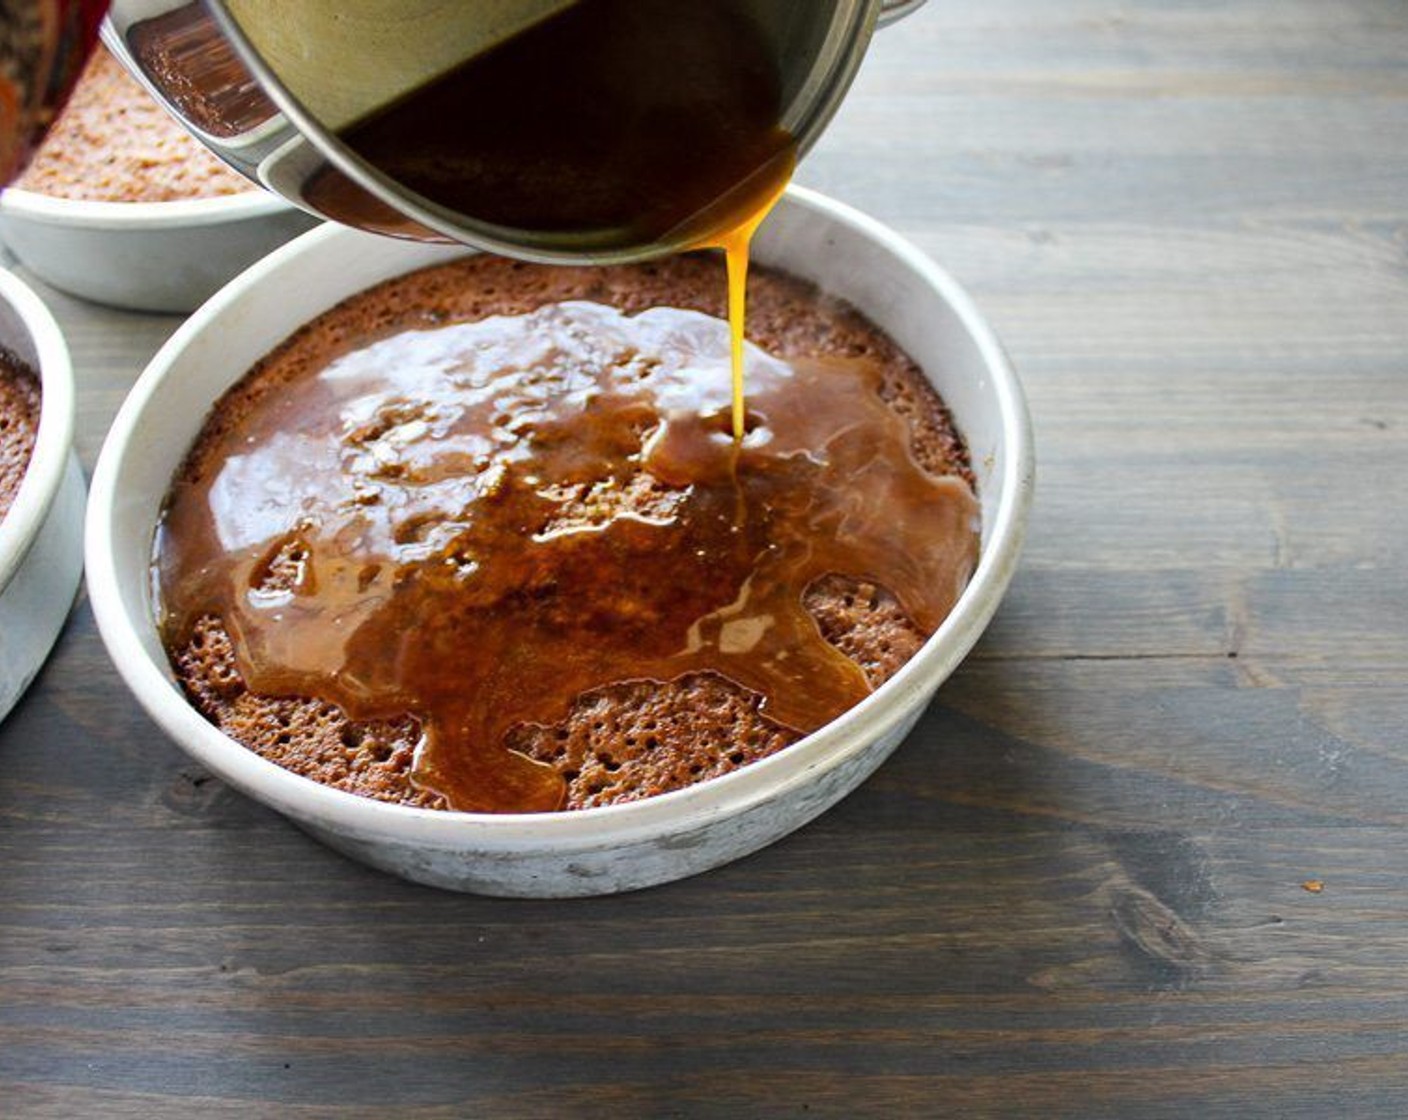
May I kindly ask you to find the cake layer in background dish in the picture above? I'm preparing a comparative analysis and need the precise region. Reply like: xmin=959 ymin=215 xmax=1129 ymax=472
xmin=15 ymin=48 xmax=251 ymax=203
xmin=0 ymin=48 xmax=318 ymax=314
xmin=0 ymin=352 xmax=40 ymax=524
xmin=0 ymin=268 xmax=85 ymax=728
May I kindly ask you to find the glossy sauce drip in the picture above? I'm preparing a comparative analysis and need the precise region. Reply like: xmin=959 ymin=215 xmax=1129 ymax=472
xmin=155 ymin=302 xmax=980 ymax=813
xmin=310 ymin=0 xmax=796 ymax=256
xmin=710 ymin=166 xmax=792 ymax=440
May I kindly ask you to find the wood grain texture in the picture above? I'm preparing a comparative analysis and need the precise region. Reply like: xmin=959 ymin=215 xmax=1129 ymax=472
xmin=3 ymin=1 xmax=1408 ymax=1116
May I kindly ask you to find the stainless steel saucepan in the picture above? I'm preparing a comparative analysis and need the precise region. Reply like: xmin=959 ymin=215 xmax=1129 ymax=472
xmin=102 ymin=0 xmax=927 ymax=262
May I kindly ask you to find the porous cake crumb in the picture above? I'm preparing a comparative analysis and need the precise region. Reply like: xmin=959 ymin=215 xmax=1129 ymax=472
xmin=165 ymin=255 xmax=974 ymax=811
xmin=0 ymin=351 xmax=40 ymax=524
xmin=15 ymin=48 xmax=251 ymax=202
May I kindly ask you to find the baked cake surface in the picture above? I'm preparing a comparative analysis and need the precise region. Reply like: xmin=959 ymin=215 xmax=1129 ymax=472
xmin=160 ymin=254 xmax=977 ymax=811
xmin=0 ymin=350 xmax=40 ymax=525
xmin=15 ymin=48 xmax=251 ymax=202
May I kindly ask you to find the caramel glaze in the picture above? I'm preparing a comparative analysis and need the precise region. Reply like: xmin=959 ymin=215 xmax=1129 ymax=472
xmin=155 ymin=299 xmax=979 ymax=813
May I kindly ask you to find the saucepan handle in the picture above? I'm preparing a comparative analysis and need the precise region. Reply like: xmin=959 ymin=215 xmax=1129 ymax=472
xmin=877 ymin=0 xmax=928 ymax=28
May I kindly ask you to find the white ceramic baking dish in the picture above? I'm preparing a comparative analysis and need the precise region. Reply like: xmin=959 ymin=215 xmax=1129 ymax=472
xmin=86 ymin=186 xmax=1034 ymax=896
xmin=0 ymin=188 xmax=317 ymax=314
xmin=0 ymin=269 xmax=85 ymax=723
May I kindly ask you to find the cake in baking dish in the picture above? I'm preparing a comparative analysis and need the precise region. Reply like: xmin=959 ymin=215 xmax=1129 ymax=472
xmin=15 ymin=47 xmax=250 ymax=203
xmin=0 ymin=351 xmax=40 ymax=525
xmin=154 ymin=254 xmax=980 ymax=813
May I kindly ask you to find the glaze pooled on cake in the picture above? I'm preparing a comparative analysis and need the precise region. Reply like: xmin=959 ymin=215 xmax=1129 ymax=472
xmin=156 ymin=255 xmax=978 ymax=812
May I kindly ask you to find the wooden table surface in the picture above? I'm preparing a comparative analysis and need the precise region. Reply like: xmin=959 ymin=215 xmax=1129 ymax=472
xmin=4 ymin=2 xmax=1407 ymax=1116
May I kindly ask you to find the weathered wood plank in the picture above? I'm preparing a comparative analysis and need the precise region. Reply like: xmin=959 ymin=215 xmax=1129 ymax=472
xmin=3 ymin=0 xmax=1408 ymax=1116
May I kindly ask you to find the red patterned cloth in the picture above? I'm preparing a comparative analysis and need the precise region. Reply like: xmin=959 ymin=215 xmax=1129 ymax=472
xmin=0 ymin=0 xmax=105 ymax=183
